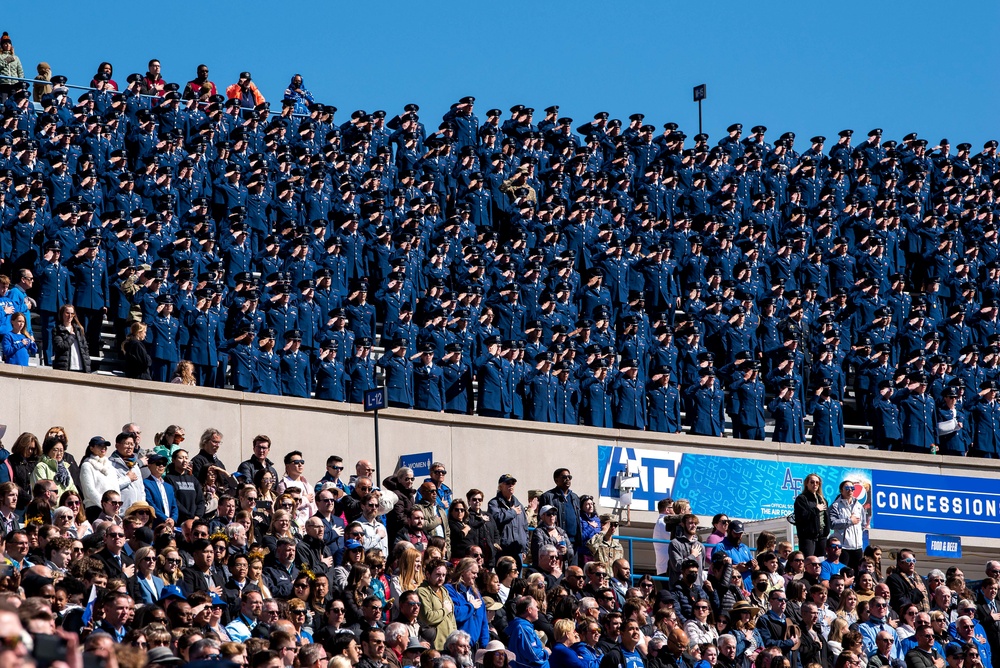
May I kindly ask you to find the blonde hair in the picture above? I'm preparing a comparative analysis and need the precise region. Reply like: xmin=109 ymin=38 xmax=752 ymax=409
xmin=172 ymin=360 xmax=196 ymax=385
xmin=554 ymin=618 xmax=576 ymax=644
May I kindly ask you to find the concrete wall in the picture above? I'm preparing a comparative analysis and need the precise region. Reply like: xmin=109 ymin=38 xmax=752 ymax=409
xmin=3 ymin=365 xmax=1000 ymax=545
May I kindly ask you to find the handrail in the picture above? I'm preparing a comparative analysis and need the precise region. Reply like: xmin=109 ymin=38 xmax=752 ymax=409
xmin=3 ymin=74 xmax=310 ymax=118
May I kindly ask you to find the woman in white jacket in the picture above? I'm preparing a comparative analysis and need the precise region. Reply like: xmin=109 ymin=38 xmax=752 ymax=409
xmin=79 ymin=437 xmax=119 ymax=519
xmin=829 ymin=479 xmax=868 ymax=571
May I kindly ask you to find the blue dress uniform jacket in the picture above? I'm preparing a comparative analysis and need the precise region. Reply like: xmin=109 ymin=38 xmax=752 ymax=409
xmin=553 ymin=378 xmax=580 ymax=425
xmin=646 ymin=383 xmax=681 ymax=433
xmin=225 ymin=341 xmax=256 ymax=391
xmin=147 ymin=314 xmax=180 ymax=382
xmin=581 ymin=374 xmax=613 ymax=428
xmin=254 ymin=349 xmax=282 ymax=395
xmin=347 ymin=355 xmax=377 ymax=403
xmin=377 ymin=352 xmax=415 ymax=408
xmin=525 ymin=371 xmax=559 ymax=423
xmin=442 ymin=361 xmax=475 ymax=414
xmin=684 ymin=383 xmax=725 ymax=436
xmin=414 ymin=362 xmax=445 ymax=411
xmin=280 ymin=349 xmax=312 ymax=398
xmin=612 ymin=375 xmax=646 ymax=429
xmin=969 ymin=398 xmax=1000 ymax=456
xmin=315 ymin=359 xmax=348 ymax=401
xmin=70 ymin=257 xmax=109 ymax=309
xmin=477 ymin=355 xmax=513 ymax=418
xmin=891 ymin=389 xmax=938 ymax=451
xmin=730 ymin=377 xmax=767 ymax=439
xmin=769 ymin=397 xmax=805 ymax=443
xmin=871 ymin=395 xmax=902 ymax=449
xmin=810 ymin=396 xmax=845 ymax=447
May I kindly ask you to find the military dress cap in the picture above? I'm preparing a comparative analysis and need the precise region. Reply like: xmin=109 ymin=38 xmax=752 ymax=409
xmin=509 ymin=104 xmax=525 ymax=114
xmin=485 ymin=108 xmax=501 ymax=117
xmin=156 ymin=294 xmax=175 ymax=305
xmin=727 ymin=123 xmax=743 ymax=133
xmin=459 ymin=95 xmax=475 ymax=105
xmin=838 ymin=129 xmax=853 ymax=137
xmin=594 ymin=111 xmax=609 ymax=120
xmin=751 ymin=125 xmax=767 ymax=134
xmin=694 ymin=132 xmax=709 ymax=142
xmin=868 ymin=128 xmax=883 ymax=136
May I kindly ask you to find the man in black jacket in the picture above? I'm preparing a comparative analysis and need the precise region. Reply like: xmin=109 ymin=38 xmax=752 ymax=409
xmin=538 ymin=467 xmax=583 ymax=553
xmin=887 ymin=550 xmax=927 ymax=612
xmin=236 ymin=434 xmax=279 ymax=482
xmin=183 ymin=538 xmax=226 ymax=594
xmin=95 ymin=525 xmax=135 ymax=581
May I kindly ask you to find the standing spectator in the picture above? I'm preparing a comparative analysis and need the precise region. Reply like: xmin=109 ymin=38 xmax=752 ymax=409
xmin=2 ymin=312 xmax=36 ymax=365
xmin=793 ymin=473 xmax=830 ymax=557
xmin=30 ymin=434 xmax=76 ymax=497
xmin=140 ymin=58 xmax=165 ymax=97
xmin=0 ymin=33 xmax=24 ymax=103
xmin=226 ymin=71 xmax=265 ymax=110
xmin=488 ymin=474 xmax=529 ymax=565
xmin=538 ymin=468 xmax=583 ymax=556
xmin=668 ymin=513 xmax=705 ymax=584
xmin=51 ymin=305 xmax=90 ymax=373
xmin=886 ymin=550 xmax=928 ymax=613
xmin=110 ymin=431 xmax=144 ymax=510
xmin=418 ymin=558 xmax=458 ymax=650
xmin=505 ymin=596 xmax=550 ymax=668
xmin=183 ymin=64 xmax=216 ymax=102
xmin=32 ymin=61 xmax=50 ymax=102
xmin=283 ymin=74 xmax=315 ymax=115
xmin=829 ymin=480 xmax=868 ymax=571
xmin=121 ymin=322 xmax=152 ymax=380
xmin=90 ymin=62 xmax=117 ymax=89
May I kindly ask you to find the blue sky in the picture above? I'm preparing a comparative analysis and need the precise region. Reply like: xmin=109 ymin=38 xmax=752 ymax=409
xmin=5 ymin=1 xmax=998 ymax=148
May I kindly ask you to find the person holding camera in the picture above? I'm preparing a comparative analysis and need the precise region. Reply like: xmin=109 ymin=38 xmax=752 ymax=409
xmin=586 ymin=514 xmax=624 ymax=572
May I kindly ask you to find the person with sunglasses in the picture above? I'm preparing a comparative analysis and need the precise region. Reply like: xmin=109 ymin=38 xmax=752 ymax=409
xmin=314 ymin=455 xmax=350 ymax=498
xmin=886 ymin=550 xmax=927 ymax=613
xmin=830 ymin=480 xmax=868 ymax=571
xmin=537 ymin=468 xmax=583 ymax=559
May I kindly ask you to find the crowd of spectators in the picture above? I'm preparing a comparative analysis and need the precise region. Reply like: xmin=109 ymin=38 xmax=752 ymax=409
xmin=0 ymin=421 xmax=993 ymax=668
xmin=2 ymin=40 xmax=1000 ymax=451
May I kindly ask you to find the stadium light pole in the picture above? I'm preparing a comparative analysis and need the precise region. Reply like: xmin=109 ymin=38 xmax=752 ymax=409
xmin=693 ymin=84 xmax=707 ymax=136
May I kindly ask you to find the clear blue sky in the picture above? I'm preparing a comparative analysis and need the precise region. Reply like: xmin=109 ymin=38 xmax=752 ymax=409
xmin=5 ymin=1 xmax=998 ymax=148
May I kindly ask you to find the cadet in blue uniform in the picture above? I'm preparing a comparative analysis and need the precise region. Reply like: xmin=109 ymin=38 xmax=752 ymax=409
xmin=314 ymin=340 xmax=348 ymax=402
xmin=580 ymin=359 xmax=613 ymax=428
xmin=969 ymin=381 xmax=1000 ymax=458
xmin=810 ymin=379 xmax=845 ymax=447
xmin=413 ymin=342 xmax=445 ymax=412
xmin=891 ymin=372 xmax=938 ymax=454
xmin=730 ymin=361 xmax=767 ymax=440
xmin=552 ymin=361 xmax=580 ymax=425
xmin=477 ymin=335 xmax=512 ymax=419
xmin=441 ymin=343 xmax=475 ymax=415
xmin=612 ymin=358 xmax=646 ymax=430
xmin=347 ymin=337 xmax=377 ymax=403
xmin=685 ymin=367 xmax=725 ymax=437
xmin=147 ymin=293 xmax=180 ymax=382
xmin=378 ymin=337 xmax=415 ymax=409
xmin=254 ymin=328 xmax=282 ymax=396
xmin=225 ymin=325 xmax=257 ymax=392
xmin=34 ymin=240 xmax=72 ymax=363
xmin=646 ymin=366 xmax=681 ymax=433
xmin=769 ymin=378 xmax=805 ymax=444
xmin=280 ymin=329 xmax=312 ymax=398
xmin=936 ymin=387 xmax=967 ymax=455
xmin=525 ymin=354 xmax=559 ymax=423
xmin=871 ymin=380 xmax=902 ymax=451
xmin=68 ymin=237 xmax=109 ymax=361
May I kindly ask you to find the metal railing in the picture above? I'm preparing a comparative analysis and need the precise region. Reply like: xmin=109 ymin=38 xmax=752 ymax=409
xmin=3 ymin=74 xmax=310 ymax=118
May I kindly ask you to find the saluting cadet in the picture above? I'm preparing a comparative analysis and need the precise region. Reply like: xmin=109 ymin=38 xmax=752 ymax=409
xmin=685 ymin=367 xmax=725 ymax=437
xmin=378 ymin=337 xmax=415 ymax=409
xmin=769 ymin=378 xmax=805 ymax=444
xmin=314 ymin=340 xmax=348 ymax=402
xmin=254 ymin=328 xmax=282 ymax=396
xmin=147 ymin=293 xmax=180 ymax=382
xmin=279 ymin=329 xmax=312 ymax=399
xmin=646 ymin=366 xmax=681 ymax=434
xmin=810 ymin=378 xmax=846 ymax=447
xmin=413 ymin=342 xmax=445 ymax=412
xmin=612 ymin=358 xmax=646 ymax=430
xmin=347 ymin=337 xmax=377 ymax=403
xmin=891 ymin=371 xmax=938 ymax=454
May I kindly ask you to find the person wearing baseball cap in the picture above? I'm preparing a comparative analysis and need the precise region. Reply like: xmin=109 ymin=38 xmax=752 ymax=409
xmin=491 ymin=474 xmax=528 ymax=563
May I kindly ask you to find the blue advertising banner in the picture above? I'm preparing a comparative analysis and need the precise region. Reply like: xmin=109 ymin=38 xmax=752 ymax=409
xmin=597 ymin=445 xmax=871 ymax=518
xmin=925 ymin=534 xmax=962 ymax=559
xmin=871 ymin=470 xmax=1000 ymax=539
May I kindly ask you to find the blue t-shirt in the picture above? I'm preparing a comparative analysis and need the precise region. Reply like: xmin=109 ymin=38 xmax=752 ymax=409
xmin=623 ymin=648 xmax=644 ymax=668
xmin=820 ymin=560 xmax=845 ymax=581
